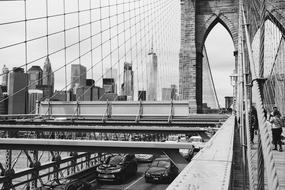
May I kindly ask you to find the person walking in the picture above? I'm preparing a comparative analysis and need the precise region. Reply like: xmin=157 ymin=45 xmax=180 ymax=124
xmin=270 ymin=110 xmax=283 ymax=151
xmin=250 ymin=106 xmax=258 ymax=144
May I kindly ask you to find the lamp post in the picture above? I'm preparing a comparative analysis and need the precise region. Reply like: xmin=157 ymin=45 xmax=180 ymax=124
xmin=230 ymin=71 xmax=238 ymax=113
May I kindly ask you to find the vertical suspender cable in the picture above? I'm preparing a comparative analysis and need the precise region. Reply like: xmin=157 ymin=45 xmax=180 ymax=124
xmin=242 ymin=5 xmax=280 ymax=190
xmin=89 ymin=0 xmax=94 ymax=80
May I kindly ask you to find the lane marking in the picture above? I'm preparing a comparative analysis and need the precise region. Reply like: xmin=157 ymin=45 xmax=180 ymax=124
xmin=124 ymin=176 xmax=144 ymax=190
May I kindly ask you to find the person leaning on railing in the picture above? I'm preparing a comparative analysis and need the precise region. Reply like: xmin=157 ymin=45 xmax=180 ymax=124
xmin=269 ymin=110 xmax=283 ymax=152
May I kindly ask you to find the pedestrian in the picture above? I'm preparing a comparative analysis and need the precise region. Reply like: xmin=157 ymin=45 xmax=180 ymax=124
xmin=250 ymin=106 xmax=258 ymax=144
xmin=269 ymin=110 xmax=283 ymax=151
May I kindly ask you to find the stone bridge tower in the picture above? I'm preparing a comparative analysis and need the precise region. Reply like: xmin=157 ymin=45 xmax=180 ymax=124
xmin=179 ymin=0 xmax=239 ymax=113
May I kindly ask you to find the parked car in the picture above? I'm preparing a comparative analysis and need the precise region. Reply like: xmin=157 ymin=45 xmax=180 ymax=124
xmin=144 ymin=157 xmax=179 ymax=183
xmin=135 ymin=154 xmax=154 ymax=162
xmin=96 ymin=154 xmax=137 ymax=183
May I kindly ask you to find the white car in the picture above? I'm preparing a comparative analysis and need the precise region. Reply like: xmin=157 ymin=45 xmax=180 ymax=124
xmin=189 ymin=136 xmax=205 ymax=149
xmin=135 ymin=154 xmax=154 ymax=162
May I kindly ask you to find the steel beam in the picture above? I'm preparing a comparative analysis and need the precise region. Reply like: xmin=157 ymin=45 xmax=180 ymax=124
xmin=0 ymin=139 xmax=194 ymax=154
xmin=0 ymin=124 xmax=209 ymax=133
xmin=0 ymin=119 xmax=222 ymax=127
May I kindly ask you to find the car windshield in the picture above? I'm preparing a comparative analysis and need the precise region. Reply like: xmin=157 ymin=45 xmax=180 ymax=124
xmin=107 ymin=156 xmax=124 ymax=165
xmin=151 ymin=160 xmax=170 ymax=168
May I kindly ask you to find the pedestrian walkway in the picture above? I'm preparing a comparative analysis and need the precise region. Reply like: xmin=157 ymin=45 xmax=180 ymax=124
xmin=251 ymin=122 xmax=285 ymax=190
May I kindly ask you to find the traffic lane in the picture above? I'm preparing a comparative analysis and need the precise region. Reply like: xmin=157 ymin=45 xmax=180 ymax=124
xmin=95 ymin=163 xmax=169 ymax=190
xmin=126 ymin=177 xmax=169 ymax=190
xmin=95 ymin=163 xmax=149 ymax=190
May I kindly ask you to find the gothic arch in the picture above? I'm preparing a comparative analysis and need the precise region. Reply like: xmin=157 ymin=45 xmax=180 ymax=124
xmin=196 ymin=13 xmax=238 ymax=53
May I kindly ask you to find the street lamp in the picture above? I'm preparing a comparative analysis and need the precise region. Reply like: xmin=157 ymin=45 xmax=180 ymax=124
xmin=230 ymin=71 xmax=238 ymax=113
xmin=230 ymin=71 xmax=238 ymax=87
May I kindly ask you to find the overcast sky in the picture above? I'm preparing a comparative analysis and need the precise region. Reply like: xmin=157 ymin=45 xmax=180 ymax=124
xmin=0 ymin=0 xmax=282 ymax=107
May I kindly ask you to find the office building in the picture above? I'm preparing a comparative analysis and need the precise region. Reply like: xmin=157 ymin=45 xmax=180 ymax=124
xmin=42 ymin=57 xmax=54 ymax=98
xmin=76 ymin=79 xmax=105 ymax=101
xmin=27 ymin=66 xmax=43 ymax=89
xmin=0 ymin=86 xmax=8 ymax=114
xmin=51 ymin=90 xmax=74 ymax=101
xmin=225 ymin=96 xmax=233 ymax=109
xmin=71 ymin=64 xmax=87 ymax=93
xmin=103 ymin=78 xmax=115 ymax=93
xmin=147 ymin=49 xmax=158 ymax=101
xmin=8 ymin=67 xmax=28 ymax=114
xmin=105 ymin=67 xmax=117 ymax=93
xmin=28 ymin=89 xmax=43 ymax=114
xmin=121 ymin=62 xmax=134 ymax=100
xmin=138 ymin=90 xmax=146 ymax=101
xmin=2 ymin=65 xmax=9 ymax=87
xmin=76 ymin=86 xmax=105 ymax=101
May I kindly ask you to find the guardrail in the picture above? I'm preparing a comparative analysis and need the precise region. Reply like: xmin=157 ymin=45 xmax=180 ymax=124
xmin=0 ymin=152 xmax=108 ymax=189
xmin=166 ymin=116 xmax=235 ymax=190
xmin=38 ymin=101 xmax=197 ymax=120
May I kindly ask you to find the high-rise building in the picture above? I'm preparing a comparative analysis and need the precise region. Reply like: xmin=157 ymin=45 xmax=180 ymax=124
xmin=8 ymin=67 xmax=28 ymax=114
xmin=138 ymin=90 xmax=146 ymax=101
xmin=0 ymin=86 xmax=8 ymax=114
xmin=105 ymin=67 xmax=118 ymax=93
xmin=2 ymin=65 xmax=9 ymax=86
xmin=71 ymin=64 xmax=87 ymax=93
xmin=27 ymin=66 xmax=43 ymax=89
xmin=147 ymin=49 xmax=158 ymax=101
xmin=42 ymin=57 xmax=54 ymax=98
xmin=103 ymin=78 xmax=115 ymax=93
xmin=225 ymin=96 xmax=233 ymax=109
xmin=51 ymin=90 xmax=74 ymax=101
xmin=28 ymin=89 xmax=43 ymax=114
xmin=121 ymin=62 xmax=134 ymax=100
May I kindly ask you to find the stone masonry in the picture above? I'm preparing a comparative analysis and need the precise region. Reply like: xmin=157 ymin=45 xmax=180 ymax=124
xmin=179 ymin=0 xmax=239 ymax=113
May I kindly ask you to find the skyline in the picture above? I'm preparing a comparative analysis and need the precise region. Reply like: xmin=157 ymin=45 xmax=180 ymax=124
xmin=0 ymin=0 xmax=282 ymax=108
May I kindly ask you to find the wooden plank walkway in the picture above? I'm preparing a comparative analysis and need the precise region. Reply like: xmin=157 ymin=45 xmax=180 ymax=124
xmin=251 ymin=122 xmax=285 ymax=190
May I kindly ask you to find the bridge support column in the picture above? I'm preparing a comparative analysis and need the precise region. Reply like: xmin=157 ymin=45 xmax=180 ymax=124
xmin=3 ymin=131 xmax=16 ymax=189
xmin=179 ymin=0 xmax=198 ymax=113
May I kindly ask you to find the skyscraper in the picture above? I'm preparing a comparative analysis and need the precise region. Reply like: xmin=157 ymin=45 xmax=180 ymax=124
xmin=147 ymin=49 xmax=158 ymax=101
xmin=121 ymin=62 xmax=134 ymax=100
xmin=42 ymin=57 xmax=54 ymax=98
xmin=2 ymin=65 xmax=9 ymax=87
xmin=28 ymin=89 xmax=43 ymax=114
xmin=8 ymin=67 xmax=28 ymax=114
xmin=105 ymin=67 xmax=118 ymax=94
xmin=71 ymin=64 xmax=87 ymax=93
xmin=27 ymin=66 xmax=43 ymax=89
xmin=0 ymin=86 xmax=8 ymax=114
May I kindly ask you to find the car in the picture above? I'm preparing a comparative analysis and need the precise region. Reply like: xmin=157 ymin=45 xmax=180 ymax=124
xmin=189 ymin=135 xmax=205 ymax=150
xmin=144 ymin=157 xmax=179 ymax=183
xmin=135 ymin=154 xmax=154 ymax=162
xmin=96 ymin=154 xmax=137 ymax=183
xmin=179 ymin=145 xmax=195 ymax=162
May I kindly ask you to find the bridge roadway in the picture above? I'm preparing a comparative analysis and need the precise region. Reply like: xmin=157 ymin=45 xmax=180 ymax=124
xmin=53 ymin=163 xmax=169 ymax=190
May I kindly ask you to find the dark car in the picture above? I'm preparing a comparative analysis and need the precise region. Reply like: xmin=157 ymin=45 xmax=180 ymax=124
xmin=144 ymin=157 xmax=179 ymax=183
xmin=96 ymin=154 xmax=137 ymax=183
